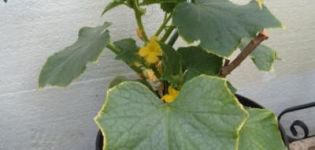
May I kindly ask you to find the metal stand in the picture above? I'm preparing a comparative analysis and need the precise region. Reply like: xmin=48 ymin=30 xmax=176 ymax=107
xmin=278 ymin=101 xmax=315 ymax=146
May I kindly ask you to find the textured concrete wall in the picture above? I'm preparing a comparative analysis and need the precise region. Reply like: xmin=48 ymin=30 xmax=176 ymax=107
xmin=0 ymin=0 xmax=315 ymax=149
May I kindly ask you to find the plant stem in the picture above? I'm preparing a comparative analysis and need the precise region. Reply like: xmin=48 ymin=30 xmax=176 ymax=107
xmin=133 ymin=0 xmax=149 ymax=42
xmin=155 ymin=13 xmax=172 ymax=37
xmin=219 ymin=30 xmax=269 ymax=77
xmin=161 ymin=31 xmax=180 ymax=95
xmin=106 ymin=43 xmax=120 ymax=53
xmin=160 ymin=25 xmax=175 ymax=43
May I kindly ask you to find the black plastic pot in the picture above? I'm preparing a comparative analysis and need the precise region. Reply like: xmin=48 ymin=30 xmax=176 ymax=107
xmin=95 ymin=94 xmax=286 ymax=150
xmin=96 ymin=129 xmax=103 ymax=150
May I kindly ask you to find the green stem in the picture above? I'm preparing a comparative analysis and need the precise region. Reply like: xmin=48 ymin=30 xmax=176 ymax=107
xmin=154 ymin=13 xmax=172 ymax=37
xmin=106 ymin=43 xmax=120 ymax=53
xmin=160 ymin=25 xmax=175 ymax=43
xmin=133 ymin=0 xmax=149 ymax=42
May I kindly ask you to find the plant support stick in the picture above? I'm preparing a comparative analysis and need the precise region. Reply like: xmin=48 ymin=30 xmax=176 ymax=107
xmin=220 ymin=30 xmax=269 ymax=77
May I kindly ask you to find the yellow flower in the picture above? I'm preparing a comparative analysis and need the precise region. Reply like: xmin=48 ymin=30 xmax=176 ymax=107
xmin=256 ymin=0 xmax=264 ymax=9
xmin=138 ymin=36 xmax=162 ymax=64
xmin=162 ymin=86 xmax=179 ymax=103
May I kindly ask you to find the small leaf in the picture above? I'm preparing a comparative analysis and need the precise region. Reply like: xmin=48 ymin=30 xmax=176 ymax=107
xmin=95 ymin=75 xmax=248 ymax=150
xmin=160 ymin=43 xmax=183 ymax=86
xmin=240 ymin=38 xmax=277 ymax=71
xmin=113 ymin=38 xmax=141 ymax=65
xmin=142 ymin=0 xmax=177 ymax=5
xmin=178 ymin=46 xmax=223 ymax=81
xmin=173 ymin=0 xmax=283 ymax=57
xmin=39 ymin=23 xmax=111 ymax=87
xmin=238 ymin=108 xmax=287 ymax=150
xmin=160 ymin=0 xmax=185 ymax=13
xmin=112 ymin=38 xmax=146 ymax=74
xmin=161 ymin=3 xmax=176 ymax=12
xmin=102 ymin=0 xmax=129 ymax=15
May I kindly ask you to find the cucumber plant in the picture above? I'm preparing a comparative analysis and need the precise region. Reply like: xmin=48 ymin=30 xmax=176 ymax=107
xmin=39 ymin=0 xmax=286 ymax=149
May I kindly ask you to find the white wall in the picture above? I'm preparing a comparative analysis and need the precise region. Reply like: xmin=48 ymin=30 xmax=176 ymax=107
xmin=1 ymin=0 xmax=315 ymax=149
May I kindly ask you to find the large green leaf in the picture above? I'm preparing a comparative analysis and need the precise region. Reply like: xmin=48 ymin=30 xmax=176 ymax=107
xmin=108 ymin=76 xmax=155 ymax=92
xmin=39 ymin=23 xmax=111 ymax=87
xmin=238 ymin=108 xmax=287 ymax=150
xmin=95 ymin=75 xmax=248 ymax=150
xmin=173 ymin=0 xmax=283 ymax=57
xmin=178 ymin=46 xmax=223 ymax=81
xmin=160 ymin=43 xmax=183 ymax=86
xmin=239 ymin=38 xmax=278 ymax=71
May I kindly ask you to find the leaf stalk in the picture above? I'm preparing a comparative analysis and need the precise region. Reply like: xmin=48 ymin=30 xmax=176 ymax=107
xmin=133 ymin=0 xmax=149 ymax=42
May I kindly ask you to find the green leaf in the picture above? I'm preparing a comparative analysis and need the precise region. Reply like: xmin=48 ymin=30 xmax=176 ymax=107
xmin=102 ymin=0 xmax=129 ymax=15
xmin=160 ymin=0 xmax=185 ymax=13
xmin=160 ymin=43 xmax=183 ymax=86
xmin=109 ymin=76 xmax=156 ymax=92
xmin=39 ymin=23 xmax=111 ymax=87
xmin=112 ymin=38 xmax=146 ymax=74
xmin=178 ymin=46 xmax=223 ymax=81
xmin=173 ymin=0 xmax=283 ymax=57
xmin=238 ymin=108 xmax=287 ymax=150
xmin=161 ymin=3 xmax=177 ymax=12
xmin=95 ymin=75 xmax=248 ymax=150
xmin=113 ymin=38 xmax=141 ymax=65
xmin=240 ymin=38 xmax=277 ymax=71
xmin=142 ymin=0 xmax=177 ymax=5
